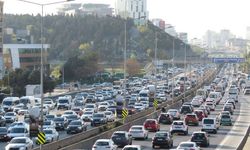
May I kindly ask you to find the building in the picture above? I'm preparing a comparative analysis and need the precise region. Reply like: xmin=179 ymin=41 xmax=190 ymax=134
xmin=115 ymin=0 xmax=149 ymax=25
xmin=178 ymin=32 xmax=188 ymax=43
xmin=79 ymin=3 xmax=113 ymax=17
xmin=0 ymin=1 xmax=3 ymax=79
xmin=165 ymin=24 xmax=177 ymax=37
xmin=226 ymin=38 xmax=248 ymax=52
xmin=3 ymin=44 xmax=50 ymax=71
xmin=151 ymin=18 xmax=165 ymax=30
xmin=190 ymin=38 xmax=203 ymax=47
xmin=246 ymin=26 xmax=250 ymax=40
xmin=57 ymin=3 xmax=82 ymax=15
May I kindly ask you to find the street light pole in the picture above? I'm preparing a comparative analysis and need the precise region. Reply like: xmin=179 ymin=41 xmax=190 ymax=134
xmin=123 ymin=0 xmax=127 ymax=104
xmin=172 ymin=38 xmax=175 ymax=104
xmin=184 ymin=43 xmax=187 ymax=101
xmin=154 ymin=32 xmax=158 ymax=75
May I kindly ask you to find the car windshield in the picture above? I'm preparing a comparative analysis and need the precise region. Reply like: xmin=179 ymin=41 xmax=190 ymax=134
xmin=44 ymin=121 xmax=51 ymax=125
xmin=10 ymin=138 xmax=26 ymax=143
xmin=221 ymin=115 xmax=230 ymax=119
xmin=67 ymin=115 xmax=77 ymax=119
xmin=105 ymin=112 xmax=111 ymax=115
xmin=86 ymin=105 xmax=94 ymax=108
xmin=0 ymin=128 xmax=7 ymax=132
xmin=209 ymin=94 xmax=217 ymax=98
xmin=70 ymin=121 xmax=81 ymax=125
xmin=46 ymin=115 xmax=54 ymax=118
xmin=113 ymin=133 xmax=125 ymax=137
xmin=123 ymin=148 xmax=138 ymax=150
xmin=54 ymin=118 xmax=64 ymax=121
xmin=203 ymin=119 xmax=214 ymax=124
xmin=173 ymin=122 xmax=183 ymax=125
xmin=155 ymin=132 xmax=168 ymax=137
xmin=59 ymin=99 xmax=68 ymax=103
xmin=20 ymin=98 xmax=29 ymax=104
xmin=93 ymin=114 xmax=104 ymax=117
xmin=180 ymin=143 xmax=194 ymax=147
xmin=5 ymin=113 xmax=14 ymax=116
xmin=10 ymin=128 xmax=25 ymax=133
xmin=84 ymin=112 xmax=93 ymax=115
xmin=96 ymin=141 xmax=109 ymax=146
xmin=131 ymin=127 xmax=142 ymax=130
xmin=44 ymin=130 xmax=53 ymax=134
xmin=229 ymin=89 xmax=237 ymax=94
xmin=193 ymin=133 xmax=205 ymax=139
xmin=146 ymin=120 xmax=155 ymax=124
xmin=3 ymin=101 xmax=12 ymax=106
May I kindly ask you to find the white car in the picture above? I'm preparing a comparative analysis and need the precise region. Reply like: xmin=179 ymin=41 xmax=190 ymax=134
xmin=85 ymin=104 xmax=98 ymax=112
xmin=96 ymin=94 xmax=104 ymax=101
xmin=205 ymin=102 xmax=215 ymax=111
xmin=98 ymin=105 xmax=108 ymax=112
xmin=7 ymin=127 xmax=29 ymax=139
xmin=201 ymin=118 xmax=220 ymax=134
xmin=83 ymin=108 xmax=95 ymax=113
xmin=140 ymin=101 xmax=149 ymax=109
xmin=44 ymin=101 xmax=55 ymax=110
xmin=177 ymin=142 xmax=200 ymax=150
xmin=43 ymin=120 xmax=56 ymax=129
xmin=122 ymin=145 xmax=142 ymax=150
xmin=5 ymin=137 xmax=33 ymax=150
xmin=62 ymin=110 xmax=77 ymax=117
xmin=92 ymin=139 xmax=117 ymax=150
xmin=191 ymin=99 xmax=202 ymax=107
xmin=36 ymin=128 xmax=59 ymax=143
xmin=170 ymin=121 xmax=188 ymax=135
xmin=4 ymin=112 xmax=17 ymax=123
xmin=99 ymin=102 xmax=110 ymax=107
xmin=81 ymin=111 xmax=94 ymax=122
xmin=134 ymin=103 xmax=145 ymax=111
xmin=104 ymin=111 xmax=115 ymax=122
xmin=129 ymin=125 xmax=148 ymax=139
xmin=167 ymin=109 xmax=181 ymax=120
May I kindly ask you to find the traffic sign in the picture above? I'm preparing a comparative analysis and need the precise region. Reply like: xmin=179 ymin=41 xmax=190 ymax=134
xmin=122 ymin=109 xmax=128 ymax=121
xmin=153 ymin=99 xmax=158 ymax=109
xmin=36 ymin=132 xmax=46 ymax=145
xmin=211 ymin=58 xmax=245 ymax=63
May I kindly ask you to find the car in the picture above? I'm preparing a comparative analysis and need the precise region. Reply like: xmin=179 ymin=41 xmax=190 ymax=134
xmin=194 ymin=110 xmax=206 ymax=121
xmin=191 ymin=131 xmax=210 ymax=147
xmin=45 ymin=114 xmax=56 ymax=121
xmin=91 ymin=112 xmax=107 ymax=126
xmin=126 ymin=105 xmax=136 ymax=115
xmin=5 ymin=137 xmax=33 ymax=150
xmin=122 ymin=145 xmax=141 ymax=150
xmin=244 ymin=89 xmax=250 ymax=95
xmin=17 ymin=109 xmax=29 ymax=115
xmin=4 ymin=112 xmax=17 ymax=123
xmin=152 ymin=131 xmax=173 ymax=148
xmin=201 ymin=118 xmax=220 ymax=134
xmin=92 ymin=139 xmax=117 ymax=150
xmin=140 ymin=100 xmax=149 ymax=109
xmin=143 ymin=119 xmax=160 ymax=132
xmin=71 ymin=107 xmax=83 ymax=116
xmin=0 ymin=127 xmax=9 ymax=141
xmin=8 ymin=122 xmax=29 ymax=132
xmin=62 ymin=110 xmax=77 ymax=118
xmin=220 ymin=114 xmax=233 ymax=126
xmin=219 ymin=111 xmax=231 ymax=118
xmin=85 ymin=104 xmax=98 ymax=112
xmin=177 ymin=142 xmax=200 ymax=150
xmin=66 ymin=120 xmax=87 ymax=134
xmin=54 ymin=117 xmax=68 ymax=130
xmin=98 ymin=105 xmax=108 ymax=111
xmin=167 ymin=109 xmax=181 ymax=120
xmin=180 ymin=105 xmax=193 ymax=114
xmin=57 ymin=97 xmax=71 ymax=110
xmin=205 ymin=102 xmax=215 ymax=111
xmin=170 ymin=121 xmax=188 ymax=135
xmin=7 ymin=127 xmax=29 ymax=139
xmin=184 ymin=114 xmax=199 ymax=126
xmin=129 ymin=125 xmax=148 ymax=139
xmin=104 ymin=111 xmax=115 ymax=122
xmin=191 ymin=98 xmax=202 ymax=107
xmin=199 ymin=105 xmax=210 ymax=115
xmin=43 ymin=120 xmax=56 ymax=129
xmin=36 ymin=128 xmax=59 ymax=143
xmin=44 ymin=101 xmax=55 ymax=110
xmin=81 ymin=111 xmax=94 ymax=122
xmin=134 ymin=103 xmax=145 ymax=112
xmin=65 ymin=114 xmax=80 ymax=123
xmin=111 ymin=131 xmax=132 ymax=147
xmin=158 ymin=113 xmax=173 ymax=124
xmin=223 ymin=105 xmax=234 ymax=115
xmin=226 ymin=99 xmax=236 ymax=109
xmin=0 ymin=115 xmax=6 ymax=126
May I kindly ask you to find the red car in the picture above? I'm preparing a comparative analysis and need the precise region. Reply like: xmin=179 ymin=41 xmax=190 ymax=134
xmin=198 ymin=108 xmax=208 ymax=117
xmin=143 ymin=119 xmax=160 ymax=132
xmin=184 ymin=114 xmax=199 ymax=126
xmin=194 ymin=110 xmax=206 ymax=121
xmin=71 ymin=107 xmax=83 ymax=116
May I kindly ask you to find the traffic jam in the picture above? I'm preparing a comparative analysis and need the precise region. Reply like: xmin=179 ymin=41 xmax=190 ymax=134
xmin=0 ymin=63 xmax=244 ymax=150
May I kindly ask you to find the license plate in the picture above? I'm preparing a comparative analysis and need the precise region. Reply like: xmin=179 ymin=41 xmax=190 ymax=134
xmin=157 ymin=139 xmax=163 ymax=141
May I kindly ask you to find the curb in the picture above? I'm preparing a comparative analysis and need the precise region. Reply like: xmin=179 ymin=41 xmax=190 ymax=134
xmin=237 ymin=125 xmax=250 ymax=150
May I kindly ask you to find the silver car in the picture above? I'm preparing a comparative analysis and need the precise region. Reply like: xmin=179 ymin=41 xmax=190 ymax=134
xmin=36 ymin=128 xmax=59 ymax=143
xmin=5 ymin=137 xmax=33 ymax=150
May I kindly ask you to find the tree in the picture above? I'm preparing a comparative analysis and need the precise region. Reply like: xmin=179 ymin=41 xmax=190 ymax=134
xmin=126 ymin=58 xmax=140 ymax=76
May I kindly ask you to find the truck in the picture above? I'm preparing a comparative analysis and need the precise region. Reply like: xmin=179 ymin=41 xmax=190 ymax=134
xmin=29 ymin=106 xmax=41 ymax=137
xmin=147 ymin=85 xmax=156 ymax=107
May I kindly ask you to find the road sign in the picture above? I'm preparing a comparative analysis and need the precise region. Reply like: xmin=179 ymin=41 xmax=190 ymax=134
xmin=153 ymin=99 xmax=158 ymax=109
xmin=36 ymin=132 xmax=46 ymax=145
xmin=122 ymin=109 xmax=128 ymax=121
xmin=211 ymin=58 xmax=245 ymax=63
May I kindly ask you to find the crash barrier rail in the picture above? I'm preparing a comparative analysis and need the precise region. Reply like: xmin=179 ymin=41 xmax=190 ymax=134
xmin=33 ymin=67 xmax=219 ymax=150
xmin=237 ymin=125 xmax=250 ymax=150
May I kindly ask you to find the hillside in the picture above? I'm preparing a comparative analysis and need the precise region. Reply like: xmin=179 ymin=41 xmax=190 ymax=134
xmin=3 ymin=14 xmax=196 ymax=64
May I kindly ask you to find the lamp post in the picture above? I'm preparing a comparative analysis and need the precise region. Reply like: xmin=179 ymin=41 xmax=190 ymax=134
xmin=154 ymin=32 xmax=158 ymax=76
xmin=184 ymin=43 xmax=187 ymax=101
xmin=172 ymin=38 xmax=175 ymax=104
xmin=17 ymin=0 xmax=74 ymax=149
xmin=123 ymin=0 xmax=127 ymax=103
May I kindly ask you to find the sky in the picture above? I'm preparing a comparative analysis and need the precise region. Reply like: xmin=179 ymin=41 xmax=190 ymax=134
xmin=3 ymin=0 xmax=250 ymax=39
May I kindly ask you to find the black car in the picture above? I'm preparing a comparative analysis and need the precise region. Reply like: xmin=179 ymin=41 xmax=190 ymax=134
xmin=0 ymin=127 xmax=8 ymax=141
xmin=54 ymin=117 xmax=68 ymax=130
xmin=191 ymin=131 xmax=210 ymax=147
xmin=66 ymin=120 xmax=87 ymax=134
xmin=158 ymin=113 xmax=173 ymax=124
xmin=152 ymin=131 xmax=173 ymax=148
xmin=180 ymin=105 xmax=193 ymax=114
xmin=0 ymin=115 xmax=6 ymax=126
xmin=111 ymin=131 xmax=132 ymax=147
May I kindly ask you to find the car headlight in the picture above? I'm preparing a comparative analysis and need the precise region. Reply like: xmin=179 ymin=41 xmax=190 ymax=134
xmin=78 ymin=127 xmax=81 ymax=129
xmin=59 ymin=123 xmax=62 ymax=126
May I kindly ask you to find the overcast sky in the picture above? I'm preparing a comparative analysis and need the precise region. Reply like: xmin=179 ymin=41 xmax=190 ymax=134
xmin=3 ymin=0 xmax=250 ymax=39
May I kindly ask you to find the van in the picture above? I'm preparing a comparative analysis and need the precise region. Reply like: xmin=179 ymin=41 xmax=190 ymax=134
xmin=57 ymin=97 xmax=71 ymax=110
xmin=228 ymin=88 xmax=239 ymax=102
xmin=2 ymin=97 xmax=20 ymax=112
xmin=19 ymin=96 xmax=35 ymax=109
xmin=201 ymin=118 xmax=220 ymax=134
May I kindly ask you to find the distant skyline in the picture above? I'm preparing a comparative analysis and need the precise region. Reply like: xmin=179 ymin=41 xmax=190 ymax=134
xmin=3 ymin=0 xmax=250 ymax=39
